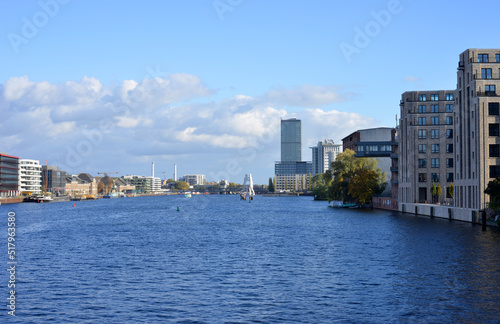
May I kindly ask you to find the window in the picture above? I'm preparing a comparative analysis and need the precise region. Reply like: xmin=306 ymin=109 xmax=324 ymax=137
xmin=446 ymin=93 xmax=454 ymax=101
xmin=485 ymin=85 xmax=496 ymax=95
xmin=419 ymin=173 xmax=427 ymax=182
xmin=431 ymin=117 xmax=439 ymax=125
xmin=431 ymin=173 xmax=439 ymax=182
xmin=446 ymin=129 xmax=453 ymax=138
xmin=447 ymin=173 xmax=454 ymax=182
xmin=490 ymin=165 xmax=500 ymax=178
xmin=418 ymin=94 xmax=427 ymax=101
xmin=418 ymin=129 xmax=426 ymax=139
xmin=418 ymin=105 xmax=426 ymax=113
xmin=430 ymin=94 xmax=439 ymax=101
xmin=446 ymin=104 xmax=453 ymax=112
xmin=431 ymin=144 xmax=440 ymax=153
xmin=431 ymin=129 xmax=439 ymax=139
xmin=478 ymin=54 xmax=489 ymax=62
xmin=482 ymin=68 xmax=492 ymax=79
xmin=489 ymin=124 xmax=500 ymax=136
xmin=357 ymin=145 xmax=364 ymax=151
xmin=418 ymin=159 xmax=427 ymax=168
xmin=490 ymin=144 xmax=500 ymax=157
xmin=446 ymin=158 xmax=454 ymax=168
xmin=430 ymin=105 xmax=439 ymax=113
xmin=446 ymin=116 xmax=453 ymax=125
xmin=431 ymin=158 xmax=439 ymax=168
xmin=489 ymin=103 xmax=499 ymax=115
xmin=418 ymin=117 xmax=426 ymax=125
xmin=496 ymin=54 xmax=500 ymax=63
xmin=446 ymin=144 xmax=453 ymax=153
xmin=419 ymin=144 xmax=426 ymax=153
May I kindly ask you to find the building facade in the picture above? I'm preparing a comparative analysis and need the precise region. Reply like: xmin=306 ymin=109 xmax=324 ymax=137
xmin=0 ymin=153 xmax=19 ymax=198
xmin=18 ymin=159 xmax=42 ymax=195
xmin=454 ymin=49 xmax=500 ymax=221
xmin=180 ymin=174 xmax=206 ymax=186
xmin=399 ymin=90 xmax=456 ymax=206
xmin=310 ymin=139 xmax=342 ymax=175
xmin=341 ymin=127 xmax=394 ymax=195
xmin=281 ymin=118 xmax=302 ymax=162
xmin=275 ymin=118 xmax=313 ymax=191
xmin=123 ymin=175 xmax=151 ymax=193
xmin=41 ymin=166 xmax=67 ymax=195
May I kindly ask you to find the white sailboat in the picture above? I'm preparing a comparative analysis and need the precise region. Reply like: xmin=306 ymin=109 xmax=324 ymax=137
xmin=240 ymin=174 xmax=255 ymax=201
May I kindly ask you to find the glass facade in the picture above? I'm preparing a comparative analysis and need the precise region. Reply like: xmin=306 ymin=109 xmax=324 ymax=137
xmin=0 ymin=154 xmax=19 ymax=195
xmin=281 ymin=119 xmax=302 ymax=162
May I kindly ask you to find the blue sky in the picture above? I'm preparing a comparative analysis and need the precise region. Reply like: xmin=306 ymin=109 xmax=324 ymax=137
xmin=1 ymin=0 xmax=499 ymax=184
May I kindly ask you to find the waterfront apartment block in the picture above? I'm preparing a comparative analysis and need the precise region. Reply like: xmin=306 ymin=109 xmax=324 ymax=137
xmin=454 ymin=49 xmax=500 ymax=221
xmin=399 ymin=90 xmax=456 ymax=206
xmin=0 ymin=153 xmax=19 ymax=198
xmin=310 ymin=139 xmax=342 ymax=175
xmin=123 ymin=175 xmax=152 ymax=193
xmin=18 ymin=159 xmax=42 ymax=195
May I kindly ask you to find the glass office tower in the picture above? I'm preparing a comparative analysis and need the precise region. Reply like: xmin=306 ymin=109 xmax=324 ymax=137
xmin=281 ymin=118 xmax=301 ymax=162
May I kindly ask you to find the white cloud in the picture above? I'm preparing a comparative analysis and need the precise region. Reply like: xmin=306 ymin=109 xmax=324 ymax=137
xmin=0 ymin=75 xmax=380 ymax=183
xmin=262 ymin=84 xmax=354 ymax=107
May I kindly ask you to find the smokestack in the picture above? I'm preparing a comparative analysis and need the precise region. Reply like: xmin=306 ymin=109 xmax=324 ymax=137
xmin=152 ymin=162 xmax=155 ymax=178
xmin=174 ymin=164 xmax=177 ymax=181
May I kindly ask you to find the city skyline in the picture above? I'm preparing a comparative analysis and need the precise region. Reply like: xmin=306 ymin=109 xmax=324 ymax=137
xmin=1 ymin=0 xmax=500 ymax=184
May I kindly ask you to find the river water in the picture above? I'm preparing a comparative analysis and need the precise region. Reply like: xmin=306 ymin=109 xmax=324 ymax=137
xmin=1 ymin=195 xmax=499 ymax=323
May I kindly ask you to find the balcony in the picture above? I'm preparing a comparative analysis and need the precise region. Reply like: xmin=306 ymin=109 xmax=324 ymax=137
xmin=458 ymin=61 xmax=465 ymax=69
xmin=476 ymin=91 xmax=499 ymax=97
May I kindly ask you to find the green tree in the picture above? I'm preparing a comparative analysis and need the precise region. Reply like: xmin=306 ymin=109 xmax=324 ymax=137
xmin=436 ymin=183 xmax=442 ymax=204
xmin=312 ymin=173 xmax=331 ymax=200
xmin=175 ymin=181 xmax=190 ymax=191
xmin=328 ymin=149 xmax=386 ymax=204
xmin=485 ymin=177 xmax=500 ymax=210
xmin=431 ymin=181 xmax=437 ymax=203
xmin=268 ymin=177 xmax=275 ymax=192
xmin=447 ymin=182 xmax=454 ymax=198
xmin=348 ymin=169 xmax=379 ymax=205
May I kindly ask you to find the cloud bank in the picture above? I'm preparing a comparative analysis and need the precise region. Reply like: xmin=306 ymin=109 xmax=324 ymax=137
xmin=0 ymin=75 xmax=378 ymax=182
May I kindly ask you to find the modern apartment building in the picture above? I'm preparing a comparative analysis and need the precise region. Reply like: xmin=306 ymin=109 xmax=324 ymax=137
xmin=310 ymin=139 xmax=342 ymax=175
xmin=123 ymin=175 xmax=151 ymax=193
xmin=399 ymin=90 xmax=456 ymax=206
xmin=180 ymin=174 xmax=206 ymax=186
xmin=18 ymin=159 xmax=42 ymax=195
xmin=0 ymin=153 xmax=19 ymax=198
xmin=454 ymin=49 xmax=500 ymax=221
xmin=275 ymin=118 xmax=313 ymax=191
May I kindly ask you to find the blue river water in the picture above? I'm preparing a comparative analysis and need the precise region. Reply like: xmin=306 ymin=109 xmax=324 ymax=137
xmin=1 ymin=195 xmax=500 ymax=323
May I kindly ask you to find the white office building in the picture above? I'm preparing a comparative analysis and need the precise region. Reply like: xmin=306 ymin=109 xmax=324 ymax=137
xmin=311 ymin=139 xmax=342 ymax=175
xmin=18 ymin=159 xmax=42 ymax=195
xmin=181 ymin=174 xmax=206 ymax=186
